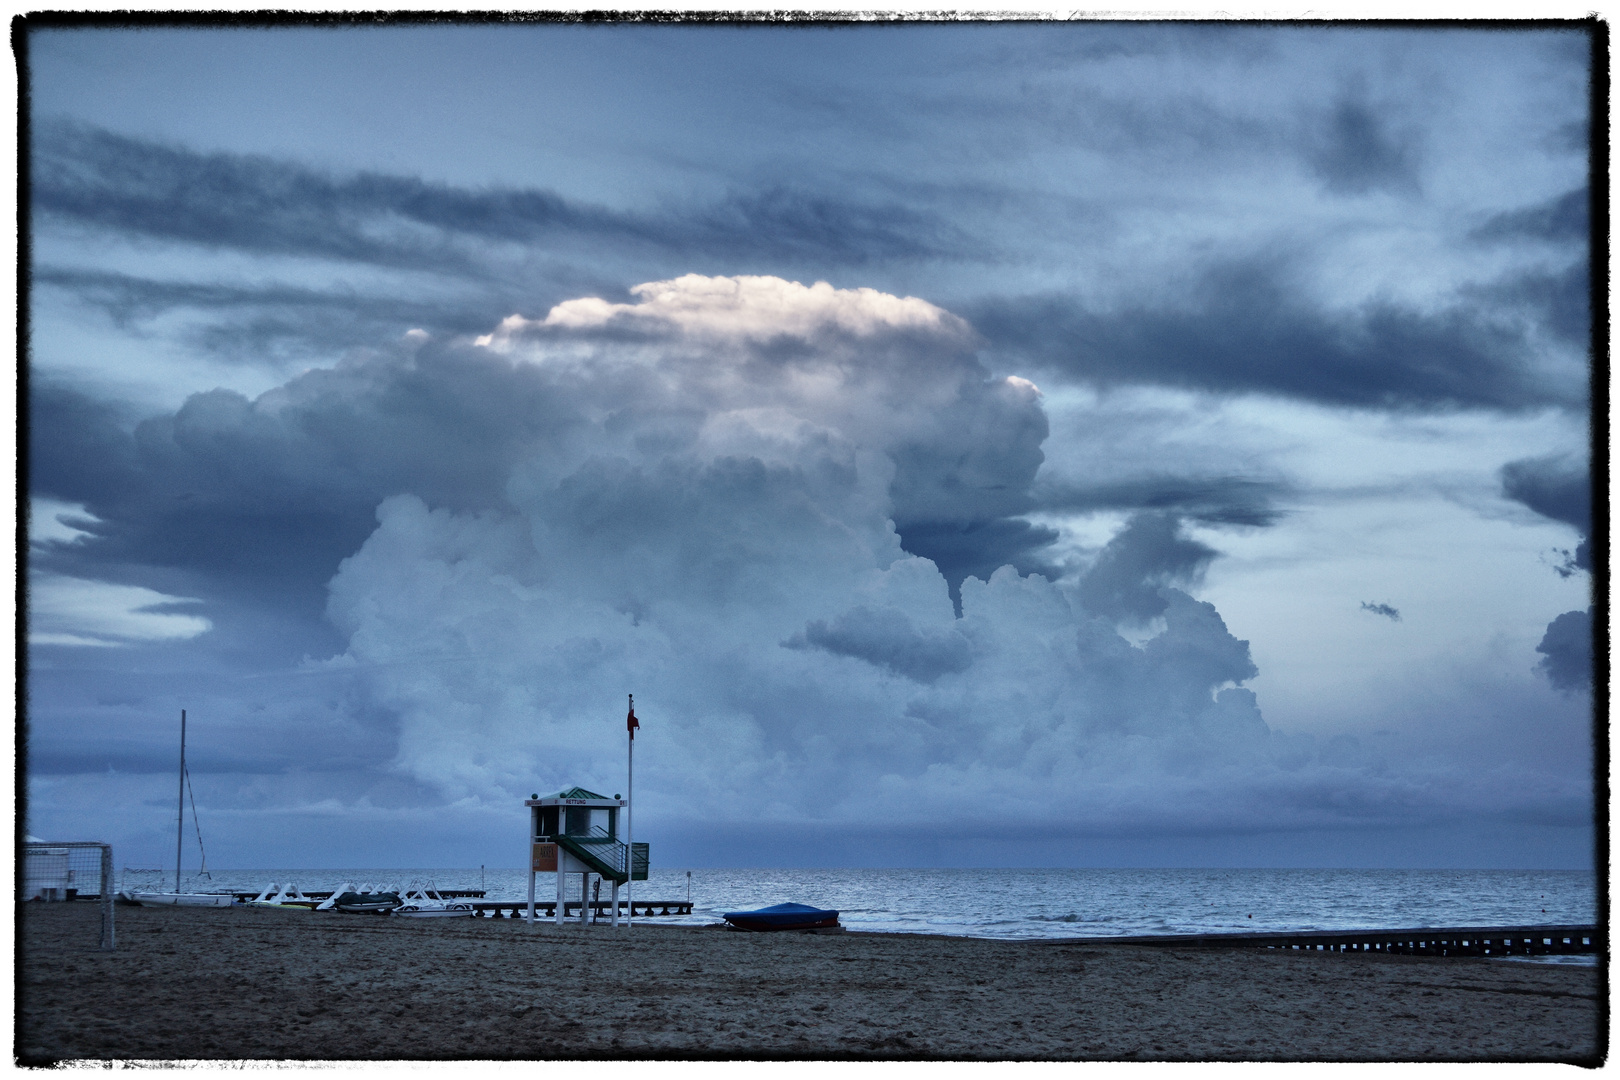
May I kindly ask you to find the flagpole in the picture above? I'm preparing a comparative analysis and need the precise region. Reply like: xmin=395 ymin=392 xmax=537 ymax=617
xmin=626 ymin=693 xmax=634 ymax=930
xmin=175 ymin=710 xmax=186 ymax=894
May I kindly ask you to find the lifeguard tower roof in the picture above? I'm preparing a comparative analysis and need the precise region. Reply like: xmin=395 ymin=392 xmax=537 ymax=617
xmin=525 ymin=786 xmax=623 ymax=808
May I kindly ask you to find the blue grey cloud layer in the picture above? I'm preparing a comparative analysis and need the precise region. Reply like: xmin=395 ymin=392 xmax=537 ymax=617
xmin=24 ymin=23 xmax=1594 ymax=867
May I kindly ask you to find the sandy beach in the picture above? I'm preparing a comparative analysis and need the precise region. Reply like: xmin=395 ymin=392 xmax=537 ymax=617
xmin=17 ymin=902 xmax=1603 ymax=1063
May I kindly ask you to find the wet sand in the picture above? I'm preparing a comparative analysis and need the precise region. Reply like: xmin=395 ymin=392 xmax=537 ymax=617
xmin=16 ymin=902 xmax=1603 ymax=1063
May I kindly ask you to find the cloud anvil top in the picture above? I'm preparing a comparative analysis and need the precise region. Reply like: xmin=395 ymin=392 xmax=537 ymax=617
xmin=22 ymin=21 xmax=1594 ymax=870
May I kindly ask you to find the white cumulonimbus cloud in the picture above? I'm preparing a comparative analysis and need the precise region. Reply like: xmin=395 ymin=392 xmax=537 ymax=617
xmin=320 ymin=275 xmax=1584 ymax=843
xmin=479 ymin=273 xmax=969 ymax=344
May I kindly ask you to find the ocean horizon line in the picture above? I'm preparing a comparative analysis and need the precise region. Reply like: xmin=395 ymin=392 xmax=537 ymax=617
xmin=118 ymin=864 xmax=1599 ymax=873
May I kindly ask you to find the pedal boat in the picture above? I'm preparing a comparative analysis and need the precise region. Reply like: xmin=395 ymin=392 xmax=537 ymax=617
xmin=330 ymin=890 xmax=403 ymax=913
xmin=391 ymin=885 xmax=475 ymax=917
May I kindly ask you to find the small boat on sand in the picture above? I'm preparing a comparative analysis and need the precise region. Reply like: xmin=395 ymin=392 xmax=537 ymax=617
xmin=722 ymin=902 xmax=840 ymax=931
xmin=317 ymin=883 xmax=403 ymax=913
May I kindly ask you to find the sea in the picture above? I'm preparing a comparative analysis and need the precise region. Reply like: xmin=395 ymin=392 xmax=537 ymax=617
xmin=118 ymin=866 xmax=1599 ymax=952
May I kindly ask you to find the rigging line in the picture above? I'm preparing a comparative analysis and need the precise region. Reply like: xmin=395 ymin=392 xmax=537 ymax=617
xmin=183 ymin=763 xmax=211 ymax=881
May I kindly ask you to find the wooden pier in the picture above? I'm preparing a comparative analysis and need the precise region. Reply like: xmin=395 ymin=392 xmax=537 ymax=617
xmin=222 ymin=890 xmax=691 ymax=917
xmin=467 ymin=900 xmax=693 ymax=919
xmin=226 ymin=889 xmax=488 ymax=903
xmin=1095 ymin=923 xmax=1601 ymax=957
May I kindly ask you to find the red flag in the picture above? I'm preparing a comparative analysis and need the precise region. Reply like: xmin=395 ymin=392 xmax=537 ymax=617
xmin=627 ymin=699 xmax=640 ymax=740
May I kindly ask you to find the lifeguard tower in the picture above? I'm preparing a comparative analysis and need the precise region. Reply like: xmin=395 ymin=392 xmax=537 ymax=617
xmin=524 ymin=787 xmax=648 ymax=926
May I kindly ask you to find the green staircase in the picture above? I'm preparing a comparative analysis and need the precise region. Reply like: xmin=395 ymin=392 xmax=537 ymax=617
xmin=553 ymin=828 xmax=648 ymax=884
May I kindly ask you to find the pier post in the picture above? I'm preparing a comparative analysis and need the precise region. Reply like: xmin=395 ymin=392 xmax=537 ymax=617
xmin=98 ymin=841 xmax=114 ymax=952
xmin=525 ymin=864 xmax=535 ymax=924
xmin=580 ymin=873 xmax=590 ymax=924
xmin=611 ymin=880 xmax=620 ymax=928
xmin=555 ymin=855 xmax=565 ymax=926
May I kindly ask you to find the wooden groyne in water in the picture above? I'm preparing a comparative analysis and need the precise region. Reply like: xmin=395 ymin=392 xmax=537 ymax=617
xmin=1092 ymin=924 xmax=1601 ymax=957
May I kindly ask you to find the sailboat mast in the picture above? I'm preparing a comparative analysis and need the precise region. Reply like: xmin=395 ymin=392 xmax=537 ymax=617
xmin=175 ymin=709 xmax=186 ymax=893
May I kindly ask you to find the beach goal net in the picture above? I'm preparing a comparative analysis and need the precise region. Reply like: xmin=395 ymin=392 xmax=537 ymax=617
xmin=21 ymin=842 xmax=115 ymax=950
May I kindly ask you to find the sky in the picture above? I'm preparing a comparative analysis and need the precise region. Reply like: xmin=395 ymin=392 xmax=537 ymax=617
xmin=21 ymin=20 xmax=1597 ymax=871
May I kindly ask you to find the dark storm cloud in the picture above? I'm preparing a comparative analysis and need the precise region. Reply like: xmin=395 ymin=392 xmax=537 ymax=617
xmin=1500 ymin=453 xmax=1590 ymax=573
xmin=1500 ymin=454 xmax=1591 ymax=534
xmin=892 ymin=518 xmax=1060 ymax=616
xmin=33 ymin=121 xmax=964 ymax=271
xmin=691 ymin=186 xmax=968 ymax=264
xmin=1306 ymin=93 xmax=1420 ymax=196
xmin=35 ymin=121 xmax=479 ymax=271
xmin=1360 ymin=602 xmax=1400 ymax=621
xmin=1499 ymin=455 xmax=1593 ymax=695
xmin=30 ymin=345 xmax=584 ymax=623
xmin=1536 ymin=608 xmax=1593 ymax=695
xmin=971 ymin=257 xmax=1574 ymax=410
xmin=1465 ymin=191 xmax=1589 ymax=350
xmin=35 ymin=266 xmax=503 ymax=335
xmin=36 ymin=267 xmax=439 ymax=326
xmin=28 ymin=384 xmax=141 ymax=512
xmin=1076 ymin=512 xmax=1217 ymax=624
xmin=1471 ymin=187 xmax=1589 ymax=245
xmin=1035 ymin=474 xmax=1284 ymax=527
xmin=34 ymin=265 xmax=518 ymax=363
xmin=1547 ymin=119 xmax=1590 ymax=155
xmin=784 ymin=606 xmax=973 ymax=684
xmin=1463 ymin=260 xmax=1591 ymax=351
xmin=885 ymin=376 xmax=1056 ymax=609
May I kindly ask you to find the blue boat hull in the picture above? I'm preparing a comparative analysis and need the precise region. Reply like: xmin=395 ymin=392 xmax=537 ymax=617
xmin=722 ymin=903 xmax=839 ymax=931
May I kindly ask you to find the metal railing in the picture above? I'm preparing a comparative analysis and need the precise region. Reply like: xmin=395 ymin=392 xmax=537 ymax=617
xmin=549 ymin=827 xmax=648 ymax=882
xmin=567 ymin=826 xmax=629 ymax=878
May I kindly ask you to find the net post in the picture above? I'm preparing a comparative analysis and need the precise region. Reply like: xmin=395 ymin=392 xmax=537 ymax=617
xmin=99 ymin=844 xmax=115 ymax=951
